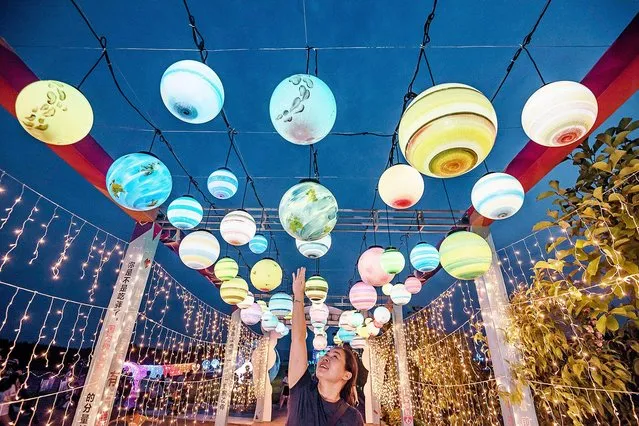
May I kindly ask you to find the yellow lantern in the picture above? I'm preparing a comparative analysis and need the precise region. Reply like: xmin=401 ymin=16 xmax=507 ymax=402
xmin=15 ymin=80 xmax=93 ymax=145
xmin=220 ymin=277 xmax=249 ymax=305
xmin=250 ymin=258 xmax=283 ymax=292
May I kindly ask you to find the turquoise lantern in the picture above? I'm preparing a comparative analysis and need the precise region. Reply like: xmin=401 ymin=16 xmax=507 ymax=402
xmin=337 ymin=328 xmax=356 ymax=344
xmin=471 ymin=172 xmax=525 ymax=220
xmin=249 ymin=234 xmax=268 ymax=254
xmin=166 ymin=195 xmax=203 ymax=230
xmin=279 ymin=179 xmax=338 ymax=241
xmin=207 ymin=167 xmax=238 ymax=200
xmin=268 ymin=292 xmax=293 ymax=318
xmin=410 ymin=242 xmax=440 ymax=272
xmin=106 ymin=152 xmax=172 ymax=211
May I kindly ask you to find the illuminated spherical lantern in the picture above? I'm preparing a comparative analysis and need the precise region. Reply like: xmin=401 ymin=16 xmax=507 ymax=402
xmin=160 ymin=60 xmax=224 ymax=124
xmin=296 ymin=234 xmax=331 ymax=259
xmin=351 ymin=336 xmax=366 ymax=349
xmin=380 ymin=247 xmax=405 ymax=275
xmin=167 ymin=196 xmax=203 ymax=230
xmin=350 ymin=312 xmax=365 ymax=328
xmin=333 ymin=333 xmax=343 ymax=346
xmin=250 ymin=258 xmax=283 ymax=292
xmin=275 ymin=322 xmax=288 ymax=337
xmin=279 ymin=179 xmax=338 ymax=241
xmin=313 ymin=334 xmax=328 ymax=351
xmin=367 ymin=321 xmax=380 ymax=336
xmin=207 ymin=168 xmax=238 ymax=200
xmin=213 ymin=257 xmax=239 ymax=281
xmin=305 ymin=275 xmax=329 ymax=304
xmin=15 ymin=80 xmax=93 ymax=145
xmin=373 ymin=306 xmax=391 ymax=324
xmin=106 ymin=152 xmax=173 ymax=211
xmin=337 ymin=328 xmax=356 ymax=344
xmin=381 ymin=283 xmax=393 ymax=296
xmin=349 ymin=282 xmax=377 ymax=311
xmin=269 ymin=74 xmax=336 ymax=145
xmin=378 ymin=164 xmax=424 ymax=209
xmin=522 ymin=81 xmax=597 ymax=147
xmin=249 ymin=234 xmax=268 ymax=254
xmin=338 ymin=311 xmax=356 ymax=332
xmin=358 ymin=246 xmax=395 ymax=287
xmin=440 ymin=231 xmax=492 ymax=280
xmin=410 ymin=242 xmax=440 ymax=272
xmin=261 ymin=311 xmax=278 ymax=332
xmin=269 ymin=292 xmax=293 ymax=318
xmin=220 ymin=210 xmax=256 ymax=246
xmin=178 ymin=231 xmax=220 ymax=269
xmin=398 ymin=83 xmax=497 ymax=178
xmin=390 ymin=284 xmax=411 ymax=306
xmin=309 ymin=303 xmax=330 ymax=328
xmin=471 ymin=172 xmax=524 ymax=220
xmin=220 ymin=277 xmax=248 ymax=305
xmin=237 ymin=291 xmax=255 ymax=310
xmin=357 ymin=325 xmax=370 ymax=339
xmin=257 ymin=300 xmax=268 ymax=312
xmin=240 ymin=302 xmax=262 ymax=325
xmin=405 ymin=276 xmax=422 ymax=295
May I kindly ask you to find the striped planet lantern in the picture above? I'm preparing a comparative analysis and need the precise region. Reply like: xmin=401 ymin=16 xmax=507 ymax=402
xmin=338 ymin=311 xmax=356 ymax=332
xmin=249 ymin=234 xmax=268 ymax=254
xmin=358 ymin=246 xmax=395 ymax=287
xmin=296 ymin=234 xmax=332 ymax=259
xmin=390 ymin=284 xmax=411 ymax=306
xmin=367 ymin=321 xmax=380 ymax=337
xmin=179 ymin=231 xmax=220 ymax=269
xmin=351 ymin=336 xmax=366 ymax=349
xmin=213 ymin=257 xmax=238 ymax=281
xmin=237 ymin=291 xmax=255 ymax=310
xmin=313 ymin=334 xmax=328 ymax=351
xmin=305 ymin=275 xmax=329 ymax=304
xmin=380 ymin=247 xmax=405 ymax=274
xmin=398 ymin=83 xmax=497 ymax=178
xmin=333 ymin=333 xmax=343 ymax=346
xmin=350 ymin=312 xmax=364 ymax=328
xmin=160 ymin=60 xmax=224 ymax=124
xmin=269 ymin=292 xmax=293 ymax=318
xmin=207 ymin=167 xmax=238 ymax=200
xmin=220 ymin=210 xmax=256 ymax=246
xmin=378 ymin=164 xmax=424 ymax=209
xmin=373 ymin=306 xmax=391 ymax=324
xmin=405 ymin=276 xmax=422 ymax=294
xmin=220 ymin=277 xmax=248 ymax=305
xmin=381 ymin=283 xmax=393 ymax=296
xmin=337 ymin=328 xmax=356 ymax=344
xmin=440 ymin=231 xmax=492 ymax=280
xmin=310 ymin=303 xmax=330 ymax=328
xmin=261 ymin=311 xmax=278 ymax=331
xmin=357 ymin=325 xmax=370 ymax=339
xmin=257 ymin=300 xmax=268 ymax=312
xmin=471 ymin=172 xmax=524 ymax=220
xmin=522 ymin=81 xmax=598 ymax=147
xmin=240 ymin=302 xmax=262 ymax=325
xmin=250 ymin=258 xmax=283 ymax=292
xmin=349 ymin=282 xmax=377 ymax=310
xmin=167 ymin=196 xmax=203 ymax=230
xmin=410 ymin=242 xmax=440 ymax=272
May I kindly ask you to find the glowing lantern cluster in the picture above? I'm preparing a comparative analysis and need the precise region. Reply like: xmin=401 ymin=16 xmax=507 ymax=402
xmin=350 ymin=312 xmax=364 ymax=328
xmin=261 ymin=311 xmax=278 ymax=332
xmin=404 ymin=276 xmax=422 ymax=294
xmin=220 ymin=277 xmax=248 ymax=305
xmin=358 ymin=246 xmax=395 ymax=287
xmin=249 ymin=234 xmax=268 ymax=254
xmin=348 ymin=282 xmax=377 ymax=310
xmin=207 ymin=168 xmax=239 ymax=200
xmin=279 ymin=179 xmax=338 ymax=241
xmin=296 ymin=234 xmax=332 ymax=258
xmin=15 ymin=80 xmax=94 ymax=146
xmin=373 ymin=306 xmax=391 ymax=324
xmin=522 ymin=81 xmax=597 ymax=147
xmin=399 ymin=83 xmax=497 ymax=178
xmin=380 ymin=247 xmax=405 ymax=274
xmin=160 ymin=60 xmax=224 ymax=124
xmin=167 ymin=196 xmax=203 ymax=230
xmin=270 ymin=74 xmax=336 ymax=145
xmin=269 ymin=292 xmax=293 ymax=318
xmin=214 ymin=257 xmax=238 ymax=281
xmin=179 ymin=231 xmax=220 ymax=269
xmin=250 ymin=258 xmax=283 ymax=292
xmin=410 ymin=242 xmax=440 ymax=272
xmin=220 ymin=210 xmax=256 ymax=246
xmin=305 ymin=275 xmax=329 ymax=304
xmin=106 ymin=152 xmax=173 ymax=211
xmin=378 ymin=164 xmax=424 ymax=209
xmin=337 ymin=328 xmax=355 ymax=344
xmin=309 ymin=303 xmax=330 ymax=328
xmin=440 ymin=231 xmax=492 ymax=280
xmin=237 ymin=292 xmax=254 ymax=310
xmin=313 ymin=334 xmax=328 ymax=351
xmin=471 ymin=172 xmax=524 ymax=220
xmin=240 ymin=302 xmax=262 ymax=325
xmin=390 ymin=284 xmax=411 ymax=306
xmin=381 ymin=283 xmax=393 ymax=296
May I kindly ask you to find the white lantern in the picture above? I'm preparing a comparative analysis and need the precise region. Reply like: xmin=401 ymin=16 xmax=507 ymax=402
xmin=237 ymin=292 xmax=255 ymax=310
xmin=220 ymin=210 xmax=256 ymax=246
xmin=373 ymin=306 xmax=391 ymax=324
xmin=313 ymin=334 xmax=328 ymax=351
xmin=240 ymin=303 xmax=262 ymax=326
xmin=378 ymin=164 xmax=424 ymax=209
xmin=179 ymin=231 xmax=220 ymax=269
xmin=338 ymin=311 xmax=356 ymax=332
xmin=309 ymin=303 xmax=330 ymax=328
xmin=366 ymin=321 xmax=380 ymax=337
xmin=381 ymin=283 xmax=393 ymax=296
xmin=390 ymin=284 xmax=411 ymax=306
xmin=471 ymin=172 xmax=525 ymax=220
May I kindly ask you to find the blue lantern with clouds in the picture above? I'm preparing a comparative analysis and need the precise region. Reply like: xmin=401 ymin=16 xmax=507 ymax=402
xmin=410 ymin=242 xmax=440 ymax=272
xmin=249 ymin=234 xmax=268 ymax=254
xmin=207 ymin=167 xmax=239 ymax=200
xmin=167 ymin=195 xmax=203 ymax=230
xmin=106 ymin=152 xmax=172 ymax=211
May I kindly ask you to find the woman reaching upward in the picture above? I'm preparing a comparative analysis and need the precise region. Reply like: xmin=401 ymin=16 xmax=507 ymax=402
xmin=286 ymin=267 xmax=364 ymax=426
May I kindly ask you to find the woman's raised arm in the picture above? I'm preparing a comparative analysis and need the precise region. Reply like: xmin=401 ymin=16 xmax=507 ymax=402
xmin=288 ymin=267 xmax=308 ymax=387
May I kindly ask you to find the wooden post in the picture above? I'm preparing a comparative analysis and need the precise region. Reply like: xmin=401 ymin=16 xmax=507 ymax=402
xmin=473 ymin=230 xmax=539 ymax=426
xmin=215 ymin=309 xmax=242 ymax=426
xmin=392 ymin=305 xmax=414 ymax=426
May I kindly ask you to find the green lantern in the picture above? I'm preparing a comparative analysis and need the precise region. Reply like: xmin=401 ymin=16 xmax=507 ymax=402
xmin=380 ymin=247 xmax=405 ymax=274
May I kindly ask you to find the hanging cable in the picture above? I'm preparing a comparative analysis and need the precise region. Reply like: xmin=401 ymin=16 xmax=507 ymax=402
xmin=522 ymin=45 xmax=547 ymax=85
xmin=77 ymin=49 xmax=105 ymax=89
xmin=441 ymin=180 xmax=457 ymax=230
xmin=385 ymin=204 xmax=392 ymax=246
xmin=223 ymin=130 xmax=236 ymax=168
xmin=181 ymin=0 xmax=208 ymax=63
xmin=240 ymin=177 xmax=250 ymax=209
xmin=148 ymin=129 xmax=159 ymax=152
xmin=415 ymin=211 xmax=423 ymax=240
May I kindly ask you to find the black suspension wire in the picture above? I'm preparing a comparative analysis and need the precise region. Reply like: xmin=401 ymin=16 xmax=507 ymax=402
xmin=187 ymin=178 xmax=192 ymax=195
xmin=522 ymin=46 xmax=547 ymax=85
xmin=415 ymin=212 xmax=423 ymax=240
xmin=77 ymin=49 xmax=105 ymax=89
xmin=441 ymin=180 xmax=457 ymax=229
xmin=148 ymin=129 xmax=159 ymax=152
xmin=490 ymin=0 xmax=552 ymax=101
xmin=223 ymin=130 xmax=236 ymax=167
xmin=181 ymin=0 xmax=208 ymax=63
xmin=240 ymin=177 xmax=250 ymax=209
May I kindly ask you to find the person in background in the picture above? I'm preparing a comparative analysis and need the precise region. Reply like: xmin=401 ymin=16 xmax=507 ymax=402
xmin=286 ymin=267 xmax=364 ymax=426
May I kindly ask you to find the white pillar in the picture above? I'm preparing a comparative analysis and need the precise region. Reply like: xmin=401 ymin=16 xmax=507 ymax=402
xmin=253 ymin=331 xmax=278 ymax=422
xmin=473 ymin=230 xmax=539 ymax=426
xmin=215 ymin=309 xmax=242 ymax=426
xmin=392 ymin=305 xmax=414 ymax=426
xmin=362 ymin=342 xmax=381 ymax=424
xmin=73 ymin=222 xmax=161 ymax=426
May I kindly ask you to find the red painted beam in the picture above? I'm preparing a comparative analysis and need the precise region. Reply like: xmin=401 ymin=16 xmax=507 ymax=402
xmin=470 ymin=13 xmax=639 ymax=227
xmin=0 ymin=38 xmax=156 ymax=224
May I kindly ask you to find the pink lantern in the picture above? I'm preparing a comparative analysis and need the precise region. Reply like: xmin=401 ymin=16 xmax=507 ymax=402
xmin=405 ymin=276 xmax=422 ymax=294
xmin=349 ymin=282 xmax=377 ymax=310
xmin=357 ymin=246 xmax=395 ymax=287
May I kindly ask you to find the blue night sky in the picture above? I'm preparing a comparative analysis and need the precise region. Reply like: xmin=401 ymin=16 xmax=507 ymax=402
xmin=0 ymin=0 xmax=638 ymax=348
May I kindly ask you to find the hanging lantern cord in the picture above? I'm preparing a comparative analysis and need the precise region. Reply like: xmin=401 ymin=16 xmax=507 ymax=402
xmin=316 ymin=258 xmax=320 ymax=276
xmin=77 ymin=42 xmax=106 ymax=90
xmin=402 ymin=233 xmax=410 ymax=260
xmin=223 ymin=130 xmax=236 ymax=168
xmin=385 ymin=204 xmax=392 ymax=246
xmin=241 ymin=177 xmax=250 ymax=209
xmin=441 ymin=180 xmax=457 ymax=230
xmin=187 ymin=178 xmax=192 ymax=195
xmin=415 ymin=211 xmax=423 ymax=239
xmin=482 ymin=160 xmax=490 ymax=174
xmin=522 ymin=46 xmax=547 ymax=85
xmin=148 ymin=129 xmax=160 ymax=153
xmin=182 ymin=0 xmax=208 ymax=63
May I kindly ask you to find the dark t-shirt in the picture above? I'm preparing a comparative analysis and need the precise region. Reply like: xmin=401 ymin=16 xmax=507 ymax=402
xmin=286 ymin=370 xmax=364 ymax=426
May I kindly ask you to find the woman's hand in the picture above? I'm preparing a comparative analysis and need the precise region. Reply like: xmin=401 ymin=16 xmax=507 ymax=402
xmin=292 ymin=267 xmax=306 ymax=298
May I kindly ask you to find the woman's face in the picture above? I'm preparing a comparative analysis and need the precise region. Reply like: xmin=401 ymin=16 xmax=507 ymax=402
xmin=316 ymin=348 xmax=351 ymax=383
